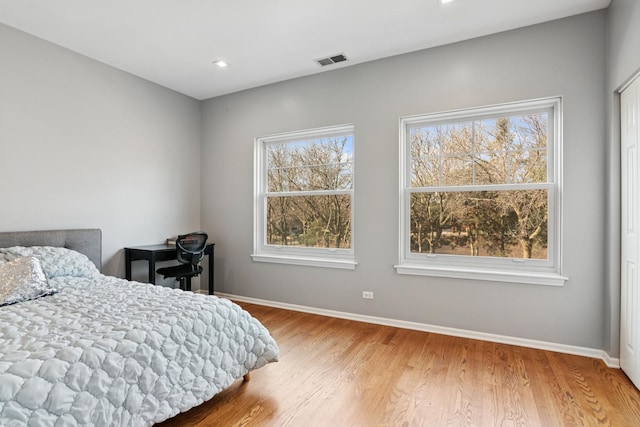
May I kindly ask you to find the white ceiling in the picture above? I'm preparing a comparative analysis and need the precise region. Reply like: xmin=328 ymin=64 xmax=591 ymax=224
xmin=0 ymin=0 xmax=611 ymax=100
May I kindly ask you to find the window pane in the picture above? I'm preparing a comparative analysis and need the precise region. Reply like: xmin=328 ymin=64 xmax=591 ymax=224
xmin=409 ymin=113 xmax=548 ymax=187
xmin=267 ymin=135 xmax=353 ymax=192
xmin=410 ymin=190 xmax=548 ymax=259
xmin=410 ymin=128 xmax=441 ymax=187
xmin=267 ymin=195 xmax=351 ymax=249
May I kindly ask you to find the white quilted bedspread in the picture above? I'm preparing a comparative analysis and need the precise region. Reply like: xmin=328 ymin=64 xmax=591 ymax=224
xmin=0 ymin=276 xmax=279 ymax=426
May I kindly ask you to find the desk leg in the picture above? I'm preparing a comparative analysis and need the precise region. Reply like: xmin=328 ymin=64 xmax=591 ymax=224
xmin=149 ymin=254 xmax=156 ymax=285
xmin=208 ymin=246 xmax=214 ymax=295
xmin=125 ymin=249 xmax=132 ymax=281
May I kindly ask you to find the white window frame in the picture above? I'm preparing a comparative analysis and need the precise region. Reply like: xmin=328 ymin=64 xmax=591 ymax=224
xmin=252 ymin=124 xmax=356 ymax=269
xmin=396 ymin=97 xmax=567 ymax=286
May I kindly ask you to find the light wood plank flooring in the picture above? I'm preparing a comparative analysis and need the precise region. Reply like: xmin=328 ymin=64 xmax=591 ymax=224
xmin=158 ymin=302 xmax=640 ymax=426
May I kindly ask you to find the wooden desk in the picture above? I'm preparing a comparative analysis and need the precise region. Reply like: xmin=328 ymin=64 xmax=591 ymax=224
xmin=124 ymin=243 xmax=214 ymax=294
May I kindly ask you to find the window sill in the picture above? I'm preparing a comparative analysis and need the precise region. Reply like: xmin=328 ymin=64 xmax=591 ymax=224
xmin=395 ymin=263 xmax=567 ymax=286
xmin=251 ymin=253 xmax=357 ymax=270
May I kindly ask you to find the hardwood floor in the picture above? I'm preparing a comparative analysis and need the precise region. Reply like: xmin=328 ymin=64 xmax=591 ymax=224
xmin=158 ymin=302 xmax=640 ymax=426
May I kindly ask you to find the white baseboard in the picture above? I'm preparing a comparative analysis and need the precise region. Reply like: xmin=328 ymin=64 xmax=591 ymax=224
xmin=216 ymin=292 xmax=620 ymax=369
xmin=602 ymin=351 xmax=621 ymax=368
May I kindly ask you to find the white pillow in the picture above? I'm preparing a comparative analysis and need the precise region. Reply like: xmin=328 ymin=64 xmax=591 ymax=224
xmin=0 ymin=256 xmax=56 ymax=306
xmin=0 ymin=246 xmax=100 ymax=279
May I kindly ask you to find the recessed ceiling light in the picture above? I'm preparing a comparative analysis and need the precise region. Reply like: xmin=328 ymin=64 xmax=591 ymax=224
xmin=213 ymin=60 xmax=228 ymax=68
xmin=440 ymin=0 xmax=455 ymax=4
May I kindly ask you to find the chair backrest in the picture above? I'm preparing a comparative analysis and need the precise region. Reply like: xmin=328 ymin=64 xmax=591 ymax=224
xmin=176 ymin=232 xmax=208 ymax=265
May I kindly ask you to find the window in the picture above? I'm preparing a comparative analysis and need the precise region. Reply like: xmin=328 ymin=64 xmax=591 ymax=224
xmin=397 ymin=97 xmax=566 ymax=285
xmin=252 ymin=124 xmax=356 ymax=269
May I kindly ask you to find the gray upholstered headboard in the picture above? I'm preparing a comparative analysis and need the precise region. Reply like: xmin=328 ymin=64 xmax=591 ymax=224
xmin=0 ymin=229 xmax=102 ymax=271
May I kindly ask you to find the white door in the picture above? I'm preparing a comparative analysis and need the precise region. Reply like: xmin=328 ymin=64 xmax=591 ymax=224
xmin=621 ymin=76 xmax=640 ymax=387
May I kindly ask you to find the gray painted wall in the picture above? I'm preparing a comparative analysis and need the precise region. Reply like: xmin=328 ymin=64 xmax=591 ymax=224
xmin=604 ymin=0 xmax=640 ymax=357
xmin=0 ymin=23 xmax=202 ymax=280
xmin=202 ymin=12 xmax=607 ymax=350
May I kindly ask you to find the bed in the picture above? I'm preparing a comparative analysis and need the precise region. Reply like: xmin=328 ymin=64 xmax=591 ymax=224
xmin=0 ymin=229 xmax=279 ymax=426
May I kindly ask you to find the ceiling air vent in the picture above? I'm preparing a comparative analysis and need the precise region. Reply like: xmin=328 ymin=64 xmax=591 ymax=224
xmin=315 ymin=53 xmax=347 ymax=67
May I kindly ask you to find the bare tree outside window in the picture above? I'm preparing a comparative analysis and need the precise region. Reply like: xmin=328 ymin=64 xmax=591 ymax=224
xmin=265 ymin=134 xmax=353 ymax=249
xmin=408 ymin=113 xmax=549 ymax=259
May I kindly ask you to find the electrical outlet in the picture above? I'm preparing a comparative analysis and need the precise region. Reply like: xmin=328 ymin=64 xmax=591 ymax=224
xmin=362 ymin=291 xmax=374 ymax=299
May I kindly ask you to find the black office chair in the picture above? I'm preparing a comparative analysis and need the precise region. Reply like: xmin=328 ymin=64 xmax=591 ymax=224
xmin=157 ymin=232 xmax=208 ymax=291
